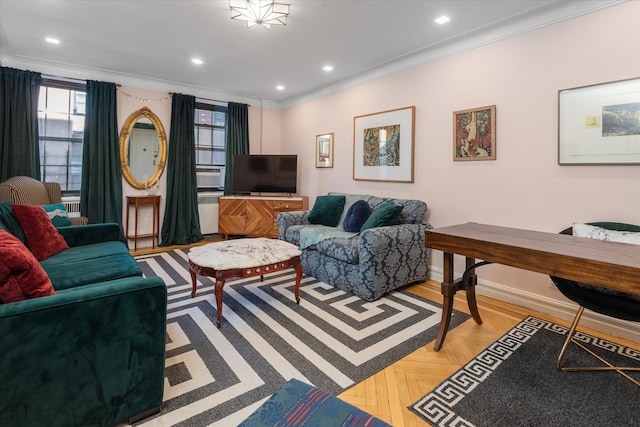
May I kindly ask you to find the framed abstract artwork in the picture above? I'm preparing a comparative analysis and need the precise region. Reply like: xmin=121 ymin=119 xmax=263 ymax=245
xmin=558 ymin=78 xmax=640 ymax=165
xmin=353 ymin=106 xmax=415 ymax=182
xmin=453 ymin=105 xmax=496 ymax=161
xmin=315 ymin=133 xmax=334 ymax=168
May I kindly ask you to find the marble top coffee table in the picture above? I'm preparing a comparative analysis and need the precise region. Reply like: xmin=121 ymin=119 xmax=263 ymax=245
xmin=188 ymin=238 xmax=303 ymax=327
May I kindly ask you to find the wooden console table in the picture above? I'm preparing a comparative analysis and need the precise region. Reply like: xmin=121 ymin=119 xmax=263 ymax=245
xmin=426 ymin=222 xmax=640 ymax=351
xmin=126 ymin=195 xmax=160 ymax=251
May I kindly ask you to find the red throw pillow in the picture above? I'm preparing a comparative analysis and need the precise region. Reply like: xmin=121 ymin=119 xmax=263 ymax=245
xmin=0 ymin=230 xmax=56 ymax=303
xmin=11 ymin=204 xmax=69 ymax=261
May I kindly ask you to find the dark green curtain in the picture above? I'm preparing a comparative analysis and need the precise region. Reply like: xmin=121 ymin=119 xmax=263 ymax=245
xmin=160 ymin=93 xmax=201 ymax=246
xmin=224 ymin=102 xmax=250 ymax=195
xmin=0 ymin=67 xmax=42 ymax=181
xmin=80 ymin=80 xmax=122 ymax=226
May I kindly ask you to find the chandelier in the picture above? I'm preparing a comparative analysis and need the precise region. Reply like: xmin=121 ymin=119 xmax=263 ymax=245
xmin=229 ymin=0 xmax=290 ymax=30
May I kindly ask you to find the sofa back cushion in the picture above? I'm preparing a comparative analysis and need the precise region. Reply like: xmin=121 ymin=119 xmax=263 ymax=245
xmin=0 ymin=230 xmax=56 ymax=303
xmin=309 ymin=195 xmax=346 ymax=227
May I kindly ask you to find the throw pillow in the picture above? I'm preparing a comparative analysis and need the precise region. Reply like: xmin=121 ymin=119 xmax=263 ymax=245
xmin=308 ymin=195 xmax=346 ymax=227
xmin=342 ymin=200 xmax=371 ymax=232
xmin=573 ymin=223 xmax=640 ymax=245
xmin=42 ymin=203 xmax=72 ymax=227
xmin=360 ymin=201 xmax=403 ymax=232
xmin=11 ymin=204 xmax=70 ymax=261
xmin=0 ymin=230 xmax=56 ymax=304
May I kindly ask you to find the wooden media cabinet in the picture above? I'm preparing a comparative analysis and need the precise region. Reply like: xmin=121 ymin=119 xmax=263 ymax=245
xmin=218 ymin=195 xmax=308 ymax=238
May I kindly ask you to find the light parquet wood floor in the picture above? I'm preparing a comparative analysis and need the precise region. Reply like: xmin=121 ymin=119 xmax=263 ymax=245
xmin=131 ymin=241 xmax=639 ymax=427
xmin=338 ymin=281 xmax=640 ymax=426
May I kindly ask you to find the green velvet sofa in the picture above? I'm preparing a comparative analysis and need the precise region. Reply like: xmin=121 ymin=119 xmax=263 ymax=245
xmin=0 ymin=203 xmax=167 ymax=427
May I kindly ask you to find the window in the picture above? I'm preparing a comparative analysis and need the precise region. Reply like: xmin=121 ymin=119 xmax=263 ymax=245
xmin=37 ymin=79 xmax=86 ymax=193
xmin=194 ymin=101 xmax=227 ymax=190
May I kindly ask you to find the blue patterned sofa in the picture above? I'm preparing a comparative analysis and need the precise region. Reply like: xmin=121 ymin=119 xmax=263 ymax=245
xmin=277 ymin=193 xmax=428 ymax=301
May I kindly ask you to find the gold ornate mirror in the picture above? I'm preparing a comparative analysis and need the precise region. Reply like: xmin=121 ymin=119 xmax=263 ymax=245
xmin=119 ymin=107 xmax=167 ymax=190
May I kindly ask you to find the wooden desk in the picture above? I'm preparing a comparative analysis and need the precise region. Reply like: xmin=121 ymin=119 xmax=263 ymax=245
xmin=126 ymin=195 xmax=160 ymax=251
xmin=426 ymin=222 xmax=640 ymax=351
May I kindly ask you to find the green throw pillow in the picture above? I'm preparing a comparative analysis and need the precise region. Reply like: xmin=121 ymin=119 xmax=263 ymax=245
xmin=308 ymin=195 xmax=346 ymax=227
xmin=42 ymin=203 xmax=72 ymax=227
xmin=360 ymin=201 xmax=403 ymax=232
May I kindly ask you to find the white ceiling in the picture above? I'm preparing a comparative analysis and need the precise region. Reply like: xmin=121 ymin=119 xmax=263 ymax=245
xmin=0 ymin=0 xmax=624 ymax=107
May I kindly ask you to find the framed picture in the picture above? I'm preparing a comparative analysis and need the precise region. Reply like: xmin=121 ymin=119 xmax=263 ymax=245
xmin=558 ymin=77 xmax=640 ymax=165
xmin=453 ymin=105 xmax=496 ymax=161
xmin=353 ymin=106 xmax=415 ymax=182
xmin=315 ymin=133 xmax=334 ymax=168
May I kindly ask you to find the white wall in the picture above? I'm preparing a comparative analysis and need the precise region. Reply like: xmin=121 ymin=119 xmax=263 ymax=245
xmin=278 ymin=2 xmax=640 ymax=339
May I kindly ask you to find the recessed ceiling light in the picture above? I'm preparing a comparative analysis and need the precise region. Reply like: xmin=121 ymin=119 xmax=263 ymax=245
xmin=45 ymin=37 xmax=60 ymax=44
xmin=322 ymin=65 xmax=334 ymax=72
xmin=276 ymin=85 xmax=285 ymax=91
xmin=435 ymin=15 xmax=450 ymax=25
xmin=191 ymin=58 xmax=204 ymax=65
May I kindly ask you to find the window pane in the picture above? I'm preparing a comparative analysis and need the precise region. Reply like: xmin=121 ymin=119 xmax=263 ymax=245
xmin=213 ymin=128 xmax=225 ymax=148
xmin=69 ymin=165 xmax=82 ymax=191
xmin=46 ymin=88 xmax=71 ymax=114
xmin=197 ymin=127 xmax=212 ymax=147
xmin=71 ymin=114 xmax=84 ymax=138
xmin=72 ymin=91 xmax=86 ymax=115
xmin=212 ymin=149 xmax=225 ymax=165
xmin=214 ymin=111 xmax=225 ymax=126
xmin=43 ymin=140 xmax=69 ymax=166
xmin=196 ymin=109 xmax=213 ymax=125
xmin=196 ymin=149 xmax=212 ymax=165
xmin=45 ymin=113 xmax=71 ymax=138
xmin=43 ymin=166 xmax=67 ymax=186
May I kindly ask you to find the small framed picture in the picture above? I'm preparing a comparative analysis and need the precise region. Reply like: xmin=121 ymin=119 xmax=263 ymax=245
xmin=453 ymin=105 xmax=496 ymax=161
xmin=316 ymin=133 xmax=334 ymax=168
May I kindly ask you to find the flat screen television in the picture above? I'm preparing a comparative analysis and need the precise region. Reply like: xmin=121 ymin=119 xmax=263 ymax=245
xmin=232 ymin=154 xmax=298 ymax=195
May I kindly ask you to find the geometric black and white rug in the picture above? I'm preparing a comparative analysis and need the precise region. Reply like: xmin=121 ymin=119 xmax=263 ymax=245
xmin=134 ymin=249 xmax=470 ymax=426
xmin=410 ymin=315 xmax=640 ymax=427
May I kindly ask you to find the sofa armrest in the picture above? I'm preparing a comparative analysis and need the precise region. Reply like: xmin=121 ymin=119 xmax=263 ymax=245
xmin=359 ymin=223 xmax=427 ymax=267
xmin=57 ymin=222 xmax=125 ymax=247
xmin=0 ymin=276 xmax=167 ymax=426
xmin=277 ymin=210 xmax=311 ymax=240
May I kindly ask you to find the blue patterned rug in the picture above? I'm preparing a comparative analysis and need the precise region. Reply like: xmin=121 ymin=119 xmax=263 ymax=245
xmin=411 ymin=316 xmax=640 ymax=426
xmin=133 ymin=249 xmax=470 ymax=426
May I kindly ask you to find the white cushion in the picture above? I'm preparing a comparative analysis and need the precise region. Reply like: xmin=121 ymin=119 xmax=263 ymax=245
xmin=572 ymin=223 xmax=640 ymax=245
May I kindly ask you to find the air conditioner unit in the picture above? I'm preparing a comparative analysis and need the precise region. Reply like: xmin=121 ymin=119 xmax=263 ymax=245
xmin=197 ymin=193 xmax=219 ymax=235
xmin=196 ymin=167 xmax=225 ymax=189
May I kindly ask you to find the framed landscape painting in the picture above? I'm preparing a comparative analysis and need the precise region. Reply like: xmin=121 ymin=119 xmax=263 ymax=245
xmin=558 ymin=77 xmax=640 ymax=165
xmin=453 ymin=105 xmax=496 ymax=161
xmin=353 ymin=106 xmax=415 ymax=182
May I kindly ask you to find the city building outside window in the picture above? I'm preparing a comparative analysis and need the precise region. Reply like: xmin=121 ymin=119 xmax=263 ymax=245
xmin=37 ymin=79 xmax=86 ymax=193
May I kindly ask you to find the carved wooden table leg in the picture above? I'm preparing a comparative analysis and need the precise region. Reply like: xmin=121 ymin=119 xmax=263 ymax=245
xmin=293 ymin=262 xmax=302 ymax=304
xmin=214 ymin=272 xmax=225 ymax=328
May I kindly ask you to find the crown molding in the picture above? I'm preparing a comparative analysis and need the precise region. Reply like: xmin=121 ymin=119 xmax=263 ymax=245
xmin=278 ymin=0 xmax=626 ymax=109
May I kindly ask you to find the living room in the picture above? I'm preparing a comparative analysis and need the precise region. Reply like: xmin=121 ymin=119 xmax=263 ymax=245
xmin=1 ymin=1 xmax=639 ymax=426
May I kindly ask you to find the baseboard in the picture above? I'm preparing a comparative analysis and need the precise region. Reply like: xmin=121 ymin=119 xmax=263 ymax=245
xmin=428 ymin=267 xmax=640 ymax=344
